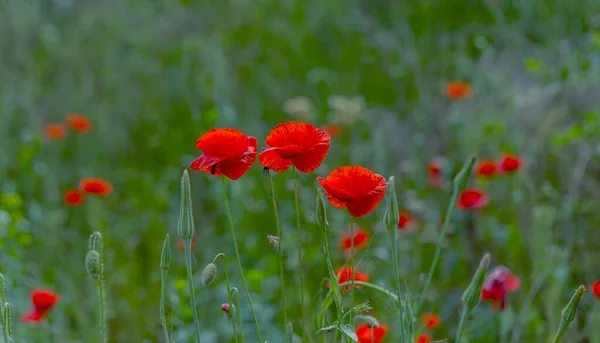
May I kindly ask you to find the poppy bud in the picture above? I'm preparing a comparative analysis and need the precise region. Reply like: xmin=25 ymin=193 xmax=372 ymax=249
xmin=461 ymin=253 xmax=490 ymax=309
xmin=267 ymin=235 xmax=279 ymax=248
xmin=3 ymin=302 xmax=12 ymax=338
xmin=177 ymin=170 xmax=195 ymax=240
xmin=354 ymin=314 xmax=380 ymax=327
xmin=561 ymin=285 xmax=586 ymax=324
xmin=85 ymin=250 xmax=101 ymax=281
xmin=383 ymin=176 xmax=400 ymax=231
xmin=221 ymin=303 xmax=234 ymax=320
xmin=88 ymin=231 xmax=103 ymax=252
xmin=160 ymin=234 xmax=171 ymax=270
xmin=0 ymin=273 xmax=5 ymax=306
xmin=202 ymin=263 xmax=217 ymax=286
xmin=453 ymin=156 xmax=477 ymax=193
xmin=316 ymin=189 xmax=328 ymax=227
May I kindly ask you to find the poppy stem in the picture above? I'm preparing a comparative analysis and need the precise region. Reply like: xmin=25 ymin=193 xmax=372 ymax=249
xmin=183 ymin=239 xmax=203 ymax=342
xmin=265 ymin=171 xmax=290 ymax=343
xmin=291 ymin=167 xmax=306 ymax=341
xmin=214 ymin=254 xmax=239 ymax=343
xmin=220 ymin=176 xmax=263 ymax=342
xmin=98 ymin=237 xmax=107 ymax=343
xmin=231 ymin=288 xmax=245 ymax=343
xmin=390 ymin=224 xmax=406 ymax=338
xmin=348 ymin=212 xmax=355 ymax=312
xmin=336 ymin=281 xmax=398 ymax=302
xmin=455 ymin=306 xmax=469 ymax=342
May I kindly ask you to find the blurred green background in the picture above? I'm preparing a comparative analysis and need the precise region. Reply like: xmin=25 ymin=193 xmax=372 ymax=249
xmin=2 ymin=0 xmax=600 ymax=342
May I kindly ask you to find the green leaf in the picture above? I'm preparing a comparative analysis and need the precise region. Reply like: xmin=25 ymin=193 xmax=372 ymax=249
xmin=316 ymin=321 xmax=339 ymax=334
xmin=339 ymin=324 xmax=358 ymax=342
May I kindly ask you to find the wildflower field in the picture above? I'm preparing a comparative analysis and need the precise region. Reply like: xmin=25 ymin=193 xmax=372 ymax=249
xmin=2 ymin=0 xmax=600 ymax=342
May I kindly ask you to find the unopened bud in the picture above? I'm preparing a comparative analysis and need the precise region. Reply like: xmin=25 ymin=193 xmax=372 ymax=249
xmin=88 ymin=231 xmax=103 ymax=252
xmin=383 ymin=176 xmax=400 ymax=230
xmin=85 ymin=250 xmax=101 ymax=281
xmin=221 ymin=303 xmax=234 ymax=320
xmin=4 ymin=302 xmax=12 ymax=338
xmin=177 ymin=169 xmax=195 ymax=240
xmin=316 ymin=189 xmax=328 ymax=226
xmin=354 ymin=314 xmax=380 ymax=327
xmin=160 ymin=234 xmax=171 ymax=270
xmin=561 ymin=285 xmax=586 ymax=324
xmin=453 ymin=156 xmax=477 ymax=192
xmin=267 ymin=235 xmax=279 ymax=248
xmin=202 ymin=263 xmax=217 ymax=286
xmin=461 ymin=253 xmax=490 ymax=309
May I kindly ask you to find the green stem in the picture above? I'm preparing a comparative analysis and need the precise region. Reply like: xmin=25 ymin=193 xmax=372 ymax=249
xmin=348 ymin=213 xmax=355 ymax=314
xmin=99 ymin=241 xmax=107 ymax=343
xmin=266 ymin=172 xmax=289 ymax=343
xmin=415 ymin=188 xmax=460 ymax=315
xmin=318 ymin=210 xmax=343 ymax=317
xmin=159 ymin=269 xmax=170 ymax=343
xmin=214 ymin=254 xmax=238 ymax=343
xmin=232 ymin=288 xmax=246 ymax=343
xmin=291 ymin=167 xmax=305 ymax=341
xmin=390 ymin=228 xmax=404 ymax=337
xmin=183 ymin=240 xmax=202 ymax=342
xmin=455 ymin=306 xmax=469 ymax=342
xmin=220 ymin=176 xmax=263 ymax=342
xmin=337 ymin=281 xmax=398 ymax=302
xmin=552 ymin=322 xmax=568 ymax=343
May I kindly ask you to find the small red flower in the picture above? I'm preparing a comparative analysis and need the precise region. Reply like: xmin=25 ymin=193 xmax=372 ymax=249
xmin=190 ymin=128 xmax=257 ymax=180
xmin=65 ymin=113 xmax=92 ymax=134
xmin=221 ymin=303 xmax=230 ymax=313
xmin=339 ymin=227 xmax=370 ymax=251
xmin=63 ymin=189 xmax=85 ymax=206
xmin=44 ymin=124 xmax=67 ymax=140
xmin=334 ymin=266 xmax=369 ymax=291
xmin=591 ymin=280 xmax=600 ymax=299
xmin=475 ymin=160 xmax=497 ymax=178
xmin=259 ymin=122 xmax=331 ymax=173
xmin=323 ymin=124 xmax=342 ymax=138
xmin=446 ymin=81 xmax=473 ymax=100
xmin=421 ymin=313 xmax=442 ymax=330
xmin=398 ymin=210 xmax=413 ymax=230
xmin=79 ymin=178 xmax=113 ymax=196
xmin=415 ymin=332 xmax=432 ymax=343
xmin=457 ymin=188 xmax=488 ymax=210
xmin=498 ymin=153 xmax=522 ymax=173
xmin=22 ymin=289 xmax=59 ymax=324
xmin=177 ymin=237 xmax=197 ymax=251
xmin=355 ymin=323 xmax=388 ymax=343
xmin=428 ymin=162 xmax=442 ymax=187
xmin=481 ymin=266 xmax=521 ymax=310
xmin=317 ymin=166 xmax=386 ymax=218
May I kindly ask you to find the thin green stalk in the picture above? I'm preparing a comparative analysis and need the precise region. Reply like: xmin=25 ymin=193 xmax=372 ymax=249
xmin=159 ymin=268 xmax=170 ymax=343
xmin=183 ymin=239 xmax=202 ymax=342
xmin=99 ymin=240 xmax=107 ymax=343
xmin=455 ymin=306 xmax=469 ymax=342
xmin=231 ymin=288 xmax=245 ymax=343
xmin=317 ymin=193 xmax=343 ymax=317
xmin=337 ymin=281 xmax=398 ymax=302
xmin=291 ymin=167 xmax=305 ymax=340
xmin=390 ymin=227 xmax=404 ymax=336
xmin=348 ymin=213 xmax=355 ymax=313
xmin=220 ymin=176 xmax=263 ymax=342
xmin=214 ymin=254 xmax=238 ymax=343
xmin=415 ymin=189 xmax=460 ymax=315
xmin=266 ymin=172 xmax=289 ymax=343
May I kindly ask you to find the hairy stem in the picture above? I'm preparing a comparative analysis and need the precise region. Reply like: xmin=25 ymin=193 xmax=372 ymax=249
xmin=455 ymin=306 xmax=469 ymax=342
xmin=159 ymin=269 xmax=170 ymax=343
xmin=184 ymin=239 xmax=202 ymax=342
xmin=214 ymin=254 xmax=238 ymax=343
xmin=291 ymin=167 xmax=306 ymax=340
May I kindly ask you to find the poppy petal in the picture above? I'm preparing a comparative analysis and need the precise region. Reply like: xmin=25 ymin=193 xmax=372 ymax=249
xmin=218 ymin=136 xmax=258 ymax=180
xmin=317 ymin=177 xmax=350 ymax=209
xmin=189 ymin=154 xmax=225 ymax=174
xmin=22 ymin=311 xmax=43 ymax=323
xmin=345 ymin=174 xmax=386 ymax=217
xmin=265 ymin=122 xmax=317 ymax=149
xmin=196 ymin=128 xmax=250 ymax=158
xmin=292 ymin=129 xmax=331 ymax=172
xmin=259 ymin=148 xmax=293 ymax=172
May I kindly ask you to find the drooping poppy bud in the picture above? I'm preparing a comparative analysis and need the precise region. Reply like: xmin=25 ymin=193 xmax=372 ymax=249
xmin=85 ymin=250 xmax=101 ymax=281
xmin=202 ymin=263 xmax=217 ymax=286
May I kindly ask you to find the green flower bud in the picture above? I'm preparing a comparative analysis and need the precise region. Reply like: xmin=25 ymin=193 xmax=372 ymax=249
xmin=88 ymin=231 xmax=103 ymax=252
xmin=160 ymin=234 xmax=171 ymax=270
xmin=561 ymin=285 xmax=586 ymax=324
xmin=354 ymin=314 xmax=380 ymax=327
xmin=4 ymin=302 xmax=12 ymax=338
xmin=316 ymin=189 xmax=328 ymax=227
xmin=202 ymin=263 xmax=217 ymax=286
xmin=461 ymin=253 xmax=490 ymax=309
xmin=452 ymin=156 xmax=477 ymax=192
xmin=177 ymin=169 xmax=195 ymax=240
xmin=85 ymin=250 xmax=101 ymax=281
xmin=383 ymin=176 xmax=400 ymax=230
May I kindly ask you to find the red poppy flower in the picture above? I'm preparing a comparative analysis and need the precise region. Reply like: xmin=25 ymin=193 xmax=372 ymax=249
xmin=475 ymin=160 xmax=497 ymax=178
xmin=65 ymin=113 xmax=92 ymax=134
xmin=79 ymin=178 xmax=113 ymax=196
xmin=323 ymin=124 xmax=342 ymax=138
xmin=421 ymin=313 xmax=442 ymax=330
xmin=428 ymin=162 xmax=442 ymax=187
xmin=63 ymin=189 xmax=85 ymax=206
xmin=189 ymin=128 xmax=257 ymax=180
xmin=317 ymin=166 xmax=386 ymax=218
xmin=415 ymin=332 xmax=432 ymax=343
xmin=339 ymin=227 xmax=370 ymax=251
xmin=397 ymin=210 xmax=414 ymax=230
xmin=446 ymin=81 xmax=474 ymax=100
xmin=177 ymin=237 xmax=197 ymax=251
xmin=591 ymin=280 xmax=600 ymax=299
xmin=457 ymin=188 xmax=488 ymax=210
xmin=333 ymin=266 xmax=369 ymax=291
xmin=259 ymin=122 xmax=331 ymax=173
xmin=481 ymin=266 xmax=521 ymax=310
xmin=498 ymin=154 xmax=522 ymax=173
xmin=355 ymin=323 xmax=388 ymax=343
xmin=44 ymin=124 xmax=67 ymax=140
xmin=22 ymin=289 xmax=59 ymax=324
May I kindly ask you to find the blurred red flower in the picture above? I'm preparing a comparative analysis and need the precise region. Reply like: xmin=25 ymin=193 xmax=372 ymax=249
xmin=428 ymin=162 xmax=442 ymax=187
xmin=415 ymin=332 xmax=432 ymax=343
xmin=355 ymin=323 xmax=388 ymax=343
xmin=475 ymin=160 xmax=497 ymax=178
xmin=334 ymin=266 xmax=369 ymax=291
xmin=498 ymin=153 xmax=522 ymax=173
xmin=481 ymin=266 xmax=521 ymax=310
xmin=80 ymin=178 xmax=113 ymax=196
xmin=446 ymin=81 xmax=473 ymax=99
xmin=22 ymin=289 xmax=59 ymax=324
xmin=323 ymin=124 xmax=342 ymax=138
xmin=189 ymin=128 xmax=257 ymax=180
xmin=63 ymin=189 xmax=85 ymax=206
xmin=44 ymin=124 xmax=67 ymax=140
xmin=421 ymin=313 xmax=442 ymax=330
xmin=457 ymin=189 xmax=488 ymax=210
xmin=65 ymin=113 xmax=92 ymax=134
xmin=591 ymin=280 xmax=600 ymax=299
xmin=177 ymin=236 xmax=197 ymax=251
xmin=259 ymin=122 xmax=330 ymax=173
xmin=339 ymin=227 xmax=370 ymax=251
xmin=398 ymin=210 xmax=413 ymax=230
xmin=317 ymin=166 xmax=386 ymax=218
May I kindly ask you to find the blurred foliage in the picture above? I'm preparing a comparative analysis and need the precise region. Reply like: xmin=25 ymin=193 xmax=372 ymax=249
xmin=1 ymin=0 xmax=600 ymax=342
